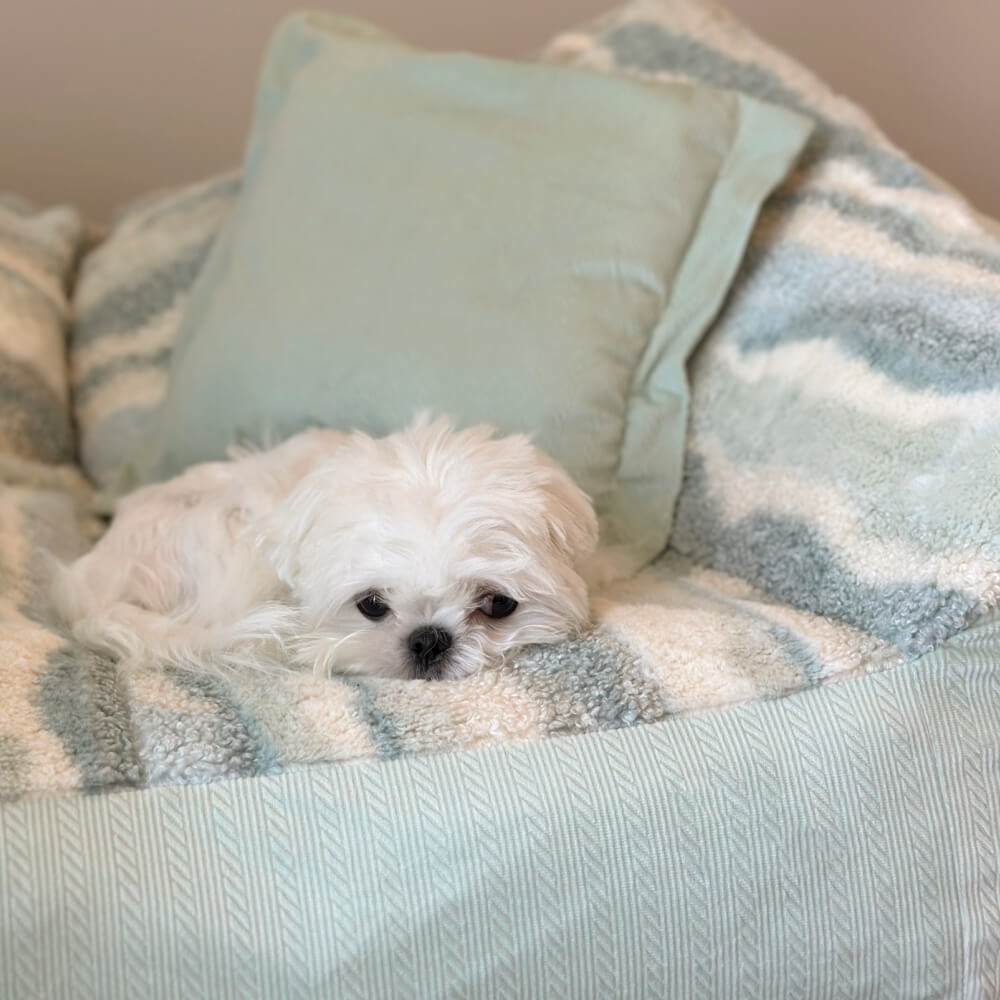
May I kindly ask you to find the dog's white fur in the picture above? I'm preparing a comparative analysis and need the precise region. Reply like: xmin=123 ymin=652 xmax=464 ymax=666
xmin=52 ymin=418 xmax=598 ymax=680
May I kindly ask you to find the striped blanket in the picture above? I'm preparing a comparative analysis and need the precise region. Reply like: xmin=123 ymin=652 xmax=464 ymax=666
xmin=3 ymin=0 xmax=999 ymax=800
xmin=4 ymin=467 xmax=896 ymax=797
xmin=546 ymin=0 xmax=1000 ymax=658
xmin=0 ymin=197 xmax=80 ymax=465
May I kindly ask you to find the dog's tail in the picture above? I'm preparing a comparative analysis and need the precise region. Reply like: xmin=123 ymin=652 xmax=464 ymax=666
xmin=71 ymin=601 xmax=297 ymax=674
xmin=45 ymin=551 xmax=297 ymax=674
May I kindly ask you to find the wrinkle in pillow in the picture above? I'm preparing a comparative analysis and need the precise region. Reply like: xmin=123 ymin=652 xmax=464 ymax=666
xmin=134 ymin=13 xmax=810 ymax=569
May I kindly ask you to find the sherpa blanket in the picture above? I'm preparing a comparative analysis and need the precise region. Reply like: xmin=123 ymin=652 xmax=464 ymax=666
xmin=4 ymin=452 xmax=897 ymax=799
xmin=545 ymin=0 xmax=1000 ymax=657
xmin=4 ymin=0 xmax=1000 ymax=802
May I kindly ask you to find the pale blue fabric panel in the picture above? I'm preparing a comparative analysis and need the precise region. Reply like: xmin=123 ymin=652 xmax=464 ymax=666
xmin=2 ymin=615 xmax=998 ymax=998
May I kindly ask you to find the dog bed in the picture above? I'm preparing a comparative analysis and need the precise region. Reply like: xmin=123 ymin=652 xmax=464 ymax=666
xmin=2 ymin=0 xmax=999 ymax=995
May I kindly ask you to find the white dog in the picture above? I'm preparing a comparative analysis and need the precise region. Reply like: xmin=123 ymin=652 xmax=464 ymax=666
xmin=52 ymin=418 xmax=598 ymax=680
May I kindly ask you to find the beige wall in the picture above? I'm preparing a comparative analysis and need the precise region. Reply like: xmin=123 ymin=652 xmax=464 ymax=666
xmin=727 ymin=0 xmax=1000 ymax=222
xmin=2 ymin=0 xmax=997 ymax=221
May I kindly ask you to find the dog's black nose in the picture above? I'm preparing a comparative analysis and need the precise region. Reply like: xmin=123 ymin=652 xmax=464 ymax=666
xmin=407 ymin=626 xmax=453 ymax=674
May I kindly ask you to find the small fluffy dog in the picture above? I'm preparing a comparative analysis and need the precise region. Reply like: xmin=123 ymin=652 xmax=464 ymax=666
xmin=52 ymin=418 xmax=598 ymax=680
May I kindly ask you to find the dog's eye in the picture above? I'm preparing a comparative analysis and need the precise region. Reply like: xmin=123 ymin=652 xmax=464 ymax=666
xmin=479 ymin=593 xmax=518 ymax=619
xmin=356 ymin=593 xmax=390 ymax=620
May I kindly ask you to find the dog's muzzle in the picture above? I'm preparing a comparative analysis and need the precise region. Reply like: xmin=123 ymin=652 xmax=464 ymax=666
xmin=407 ymin=626 xmax=453 ymax=678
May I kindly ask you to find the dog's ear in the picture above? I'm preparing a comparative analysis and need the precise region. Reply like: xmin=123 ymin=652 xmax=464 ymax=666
xmin=255 ymin=482 xmax=325 ymax=590
xmin=536 ymin=457 xmax=599 ymax=565
xmin=254 ymin=429 xmax=356 ymax=589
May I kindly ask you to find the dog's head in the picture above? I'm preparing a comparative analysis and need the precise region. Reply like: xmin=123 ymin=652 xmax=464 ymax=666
xmin=260 ymin=418 xmax=597 ymax=679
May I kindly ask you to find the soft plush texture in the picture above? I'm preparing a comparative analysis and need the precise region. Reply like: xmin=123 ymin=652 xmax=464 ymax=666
xmin=70 ymin=172 xmax=240 ymax=496
xmin=126 ymin=12 xmax=810 ymax=565
xmin=544 ymin=0 xmax=1000 ymax=655
xmin=0 ymin=197 xmax=82 ymax=464
xmin=3 ymin=616 xmax=999 ymax=998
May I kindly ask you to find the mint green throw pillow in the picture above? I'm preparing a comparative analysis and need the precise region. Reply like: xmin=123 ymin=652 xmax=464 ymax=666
xmin=138 ymin=13 xmax=809 ymax=568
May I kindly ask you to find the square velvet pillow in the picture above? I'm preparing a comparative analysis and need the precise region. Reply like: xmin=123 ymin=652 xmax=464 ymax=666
xmin=134 ymin=12 xmax=809 ymax=568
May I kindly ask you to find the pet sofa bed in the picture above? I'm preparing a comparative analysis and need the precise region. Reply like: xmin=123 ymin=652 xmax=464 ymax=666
xmin=2 ymin=1 xmax=999 ymax=996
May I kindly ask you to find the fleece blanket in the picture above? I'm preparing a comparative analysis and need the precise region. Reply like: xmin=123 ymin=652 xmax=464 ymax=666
xmin=3 ymin=453 xmax=898 ymax=799
xmin=545 ymin=0 xmax=1000 ymax=657
xmin=0 ymin=197 xmax=80 ymax=463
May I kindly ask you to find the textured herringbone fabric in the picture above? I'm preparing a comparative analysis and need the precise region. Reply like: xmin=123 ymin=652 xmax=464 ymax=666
xmin=2 ymin=615 xmax=998 ymax=999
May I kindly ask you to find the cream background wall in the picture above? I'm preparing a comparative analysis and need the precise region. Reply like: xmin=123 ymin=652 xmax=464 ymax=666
xmin=2 ymin=0 xmax=996 ymax=221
